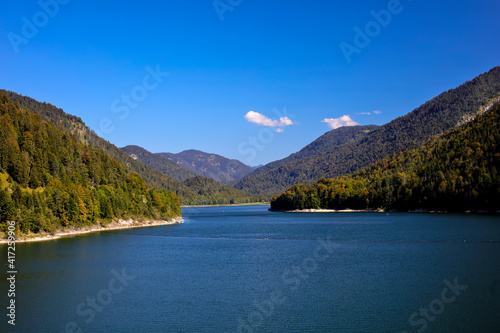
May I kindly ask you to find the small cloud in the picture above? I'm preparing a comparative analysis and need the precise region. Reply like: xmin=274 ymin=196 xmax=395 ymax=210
xmin=244 ymin=111 xmax=296 ymax=127
xmin=276 ymin=128 xmax=284 ymax=133
xmin=373 ymin=110 xmax=382 ymax=115
xmin=321 ymin=115 xmax=359 ymax=129
xmin=355 ymin=112 xmax=371 ymax=115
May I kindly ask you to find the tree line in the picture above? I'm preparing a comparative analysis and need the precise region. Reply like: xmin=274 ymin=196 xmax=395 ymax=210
xmin=1 ymin=89 xmax=262 ymax=206
xmin=271 ymin=103 xmax=500 ymax=212
xmin=0 ymin=93 xmax=181 ymax=236
xmin=238 ymin=67 xmax=500 ymax=197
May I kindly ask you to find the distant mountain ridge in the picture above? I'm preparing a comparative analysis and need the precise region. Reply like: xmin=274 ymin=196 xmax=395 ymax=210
xmin=159 ymin=149 xmax=255 ymax=184
xmin=0 ymin=92 xmax=181 ymax=234
xmin=271 ymin=102 xmax=500 ymax=212
xmin=121 ymin=145 xmax=198 ymax=181
xmin=249 ymin=124 xmax=379 ymax=177
xmin=0 ymin=89 xmax=187 ymax=194
xmin=120 ymin=145 xmax=263 ymax=203
xmin=235 ymin=66 xmax=500 ymax=197
xmin=0 ymin=89 xmax=259 ymax=205
xmin=4 ymin=66 xmax=500 ymax=204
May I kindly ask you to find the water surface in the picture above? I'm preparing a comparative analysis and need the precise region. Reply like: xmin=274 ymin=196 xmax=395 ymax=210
xmin=1 ymin=205 xmax=499 ymax=332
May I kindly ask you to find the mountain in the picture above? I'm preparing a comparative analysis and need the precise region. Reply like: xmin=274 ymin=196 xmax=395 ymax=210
xmin=121 ymin=145 xmax=198 ymax=181
xmin=159 ymin=150 xmax=254 ymax=184
xmin=0 ymin=92 xmax=181 ymax=235
xmin=0 ymin=89 xmax=191 ymax=195
xmin=120 ymin=145 xmax=262 ymax=205
xmin=236 ymin=66 xmax=500 ymax=197
xmin=182 ymin=176 xmax=257 ymax=205
xmin=249 ymin=124 xmax=379 ymax=177
xmin=0 ymin=90 xmax=260 ymax=205
xmin=270 ymin=102 xmax=500 ymax=212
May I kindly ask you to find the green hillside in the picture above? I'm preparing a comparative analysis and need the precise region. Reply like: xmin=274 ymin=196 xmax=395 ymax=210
xmin=0 ymin=93 xmax=181 ymax=236
xmin=0 ymin=89 xmax=260 ymax=206
xmin=271 ymin=103 xmax=500 ymax=212
xmin=248 ymin=125 xmax=379 ymax=177
xmin=0 ymin=89 xmax=193 ymax=194
xmin=237 ymin=67 xmax=500 ymax=197
xmin=160 ymin=149 xmax=255 ymax=184
xmin=122 ymin=145 xmax=199 ymax=181
xmin=120 ymin=145 xmax=261 ymax=205
xmin=182 ymin=176 xmax=261 ymax=205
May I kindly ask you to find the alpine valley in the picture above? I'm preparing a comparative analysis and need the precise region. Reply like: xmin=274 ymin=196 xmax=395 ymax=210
xmin=1 ymin=66 xmax=500 ymax=239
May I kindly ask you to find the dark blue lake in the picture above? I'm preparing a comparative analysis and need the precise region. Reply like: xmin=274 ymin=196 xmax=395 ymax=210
xmin=1 ymin=205 xmax=500 ymax=332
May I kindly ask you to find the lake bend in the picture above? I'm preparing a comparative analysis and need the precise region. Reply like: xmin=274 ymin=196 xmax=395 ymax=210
xmin=1 ymin=205 xmax=500 ymax=332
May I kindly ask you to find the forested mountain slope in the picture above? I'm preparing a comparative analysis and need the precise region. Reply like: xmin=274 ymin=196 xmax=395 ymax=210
xmin=249 ymin=125 xmax=379 ymax=177
xmin=182 ymin=176 xmax=259 ymax=205
xmin=159 ymin=149 xmax=254 ymax=184
xmin=0 ymin=93 xmax=181 ymax=236
xmin=271 ymin=102 xmax=500 ymax=212
xmin=236 ymin=66 xmax=500 ymax=197
xmin=121 ymin=145 xmax=262 ymax=205
xmin=0 ymin=90 xmax=259 ymax=205
xmin=0 ymin=89 xmax=192 ymax=194
xmin=122 ymin=145 xmax=198 ymax=181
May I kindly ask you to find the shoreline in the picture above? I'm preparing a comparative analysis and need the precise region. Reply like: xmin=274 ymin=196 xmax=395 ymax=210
xmin=182 ymin=203 xmax=269 ymax=208
xmin=0 ymin=216 xmax=184 ymax=244
xmin=281 ymin=208 xmax=379 ymax=213
xmin=273 ymin=208 xmax=500 ymax=214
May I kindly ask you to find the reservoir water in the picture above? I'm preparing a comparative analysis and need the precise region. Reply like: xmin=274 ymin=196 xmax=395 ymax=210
xmin=1 ymin=205 xmax=500 ymax=332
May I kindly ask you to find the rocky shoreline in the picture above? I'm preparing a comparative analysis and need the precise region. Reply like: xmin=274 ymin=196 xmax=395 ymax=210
xmin=0 ymin=217 xmax=184 ymax=244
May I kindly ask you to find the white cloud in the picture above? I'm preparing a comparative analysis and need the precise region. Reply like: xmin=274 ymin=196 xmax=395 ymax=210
xmin=355 ymin=110 xmax=382 ymax=115
xmin=276 ymin=128 xmax=284 ymax=133
xmin=321 ymin=115 xmax=359 ymax=129
xmin=244 ymin=111 xmax=296 ymax=127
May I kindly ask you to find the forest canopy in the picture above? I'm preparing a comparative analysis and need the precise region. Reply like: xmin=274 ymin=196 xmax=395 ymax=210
xmin=238 ymin=67 xmax=500 ymax=197
xmin=0 ymin=93 xmax=181 ymax=236
xmin=1 ymin=89 xmax=261 ymax=206
xmin=271 ymin=103 xmax=500 ymax=212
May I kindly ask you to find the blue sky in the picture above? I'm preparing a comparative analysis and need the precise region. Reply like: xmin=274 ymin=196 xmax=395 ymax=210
xmin=1 ymin=0 xmax=499 ymax=166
